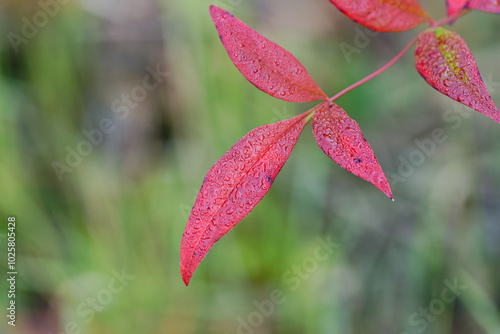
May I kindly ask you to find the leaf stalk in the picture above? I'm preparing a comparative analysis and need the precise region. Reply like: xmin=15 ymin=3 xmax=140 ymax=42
xmin=329 ymin=35 xmax=418 ymax=102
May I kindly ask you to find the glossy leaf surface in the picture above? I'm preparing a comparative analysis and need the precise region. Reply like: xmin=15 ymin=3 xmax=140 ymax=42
xmin=312 ymin=102 xmax=393 ymax=198
xmin=180 ymin=110 xmax=312 ymax=285
xmin=209 ymin=6 xmax=327 ymax=103
xmin=415 ymin=28 xmax=500 ymax=123
xmin=467 ymin=0 xmax=500 ymax=14
xmin=446 ymin=0 xmax=470 ymax=17
xmin=328 ymin=0 xmax=430 ymax=32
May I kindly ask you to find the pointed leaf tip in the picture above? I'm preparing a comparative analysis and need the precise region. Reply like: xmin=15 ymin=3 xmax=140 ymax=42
xmin=181 ymin=272 xmax=190 ymax=286
xmin=312 ymin=102 xmax=393 ymax=198
xmin=328 ymin=0 xmax=430 ymax=32
xmin=415 ymin=28 xmax=500 ymax=124
xmin=209 ymin=5 xmax=327 ymax=103
xmin=180 ymin=110 xmax=313 ymax=284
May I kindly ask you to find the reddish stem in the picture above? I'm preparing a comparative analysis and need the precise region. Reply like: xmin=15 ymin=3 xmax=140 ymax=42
xmin=329 ymin=35 xmax=418 ymax=103
xmin=431 ymin=9 xmax=471 ymax=27
xmin=327 ymin=8 xmax=472 ymax=103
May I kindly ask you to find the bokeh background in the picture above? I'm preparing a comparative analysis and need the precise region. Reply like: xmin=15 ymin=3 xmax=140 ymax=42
xmin=1 ymin=0 xmax=500 ymax=333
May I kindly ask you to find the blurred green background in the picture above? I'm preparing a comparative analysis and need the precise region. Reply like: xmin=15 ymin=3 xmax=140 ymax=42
xmin=1 ymin=0 xmax=500 ymax=333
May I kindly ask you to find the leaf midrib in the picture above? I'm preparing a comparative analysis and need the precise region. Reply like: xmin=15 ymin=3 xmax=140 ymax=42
xmin=436 ymin=31 xmax=493 ymax=113
xmin=186 ymin=110 xmax=312 ymax=264
xmin=233 ymin=30 xmax=326 ymax=100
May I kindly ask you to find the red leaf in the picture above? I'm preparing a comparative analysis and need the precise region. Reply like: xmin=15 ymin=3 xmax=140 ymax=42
xmin=180 ymin=110 xmax=313 ymax=285
xmin=312 ymin=102 xmax=393 ymax=199
xmin=446 ymin=0 xmax=470 ymax=17
xmin=328 ymin=0 xmax=430 ymax=32
xmin=415 ymin=28 xmax=500 ymax=123
xmin=209 ymin=6 xmax=327 ymax=103
xmin=467 ymin=0 xmax=500 ymax=14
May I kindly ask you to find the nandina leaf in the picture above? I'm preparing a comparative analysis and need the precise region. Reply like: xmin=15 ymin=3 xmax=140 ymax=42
xmin=209 ymin=5 xmax=327 ymax=103
xmin=467 ymin=0 xmax=500 ymax=14
xmin=446 ymin=0 xmax=470 ymax=17
xmin=312 ymin=102 xmax=393 ymax=199
xmin=180 ymin=110 xmax=313 ymax=285
xmin=415 ymin=27 xmax=500 ymax=123
xmin=328 ymin=0 xmax=430 ymax=32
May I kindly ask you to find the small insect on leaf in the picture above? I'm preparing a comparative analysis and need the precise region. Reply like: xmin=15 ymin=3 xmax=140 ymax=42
xmin=312 ymin=102 xmax=393 ymax=199
xmin=415 ymin=27 xmax=500 ymax=123
xmin=209 ymin=5 xmax=327 ymax=103
xmin=180 ymin=110 xmax=314 ymax=285
xmin=328 ymin=0 xmax=431 ymax=32
xmin=446 ymin=0 xmax=470 ymax=18
xmin=467 ymin=0 xmax=500 ymax=14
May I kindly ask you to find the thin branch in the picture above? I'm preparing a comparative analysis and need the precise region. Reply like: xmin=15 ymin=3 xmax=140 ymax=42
xmin=329 ymin=35 xmax=418 ymax=103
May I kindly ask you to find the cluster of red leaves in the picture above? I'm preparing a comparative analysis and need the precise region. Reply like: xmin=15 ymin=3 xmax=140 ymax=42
xmin=181 ymin=1 xmax=500 ymax=285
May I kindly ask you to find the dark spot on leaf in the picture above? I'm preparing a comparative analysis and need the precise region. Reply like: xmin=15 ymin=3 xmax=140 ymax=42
xmin=267 ymin=175 xmax=273 ymax=183
xmin=354 ymin=158 xmax=362 ymax=163
xmin=193 ymin=252 xmax=197 ymax=256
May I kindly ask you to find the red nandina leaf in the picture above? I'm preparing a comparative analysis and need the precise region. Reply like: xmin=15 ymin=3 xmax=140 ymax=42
xmin=312 ymin=102 xmax=393 ymax=199
xmin=209 ymin=5 xmax=327 ymax=103
xmin=180 ymin=110 xmax=313 ymax=285
xmin=446 ymin=0 xmax=470 ymax=17
xmin=467 ymin=0 xmax=500 ymax=14
xmin=328 ymin=0 xmax=430 ymax=32
xmin=415 ymin=27 xmax=500 ymax=123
